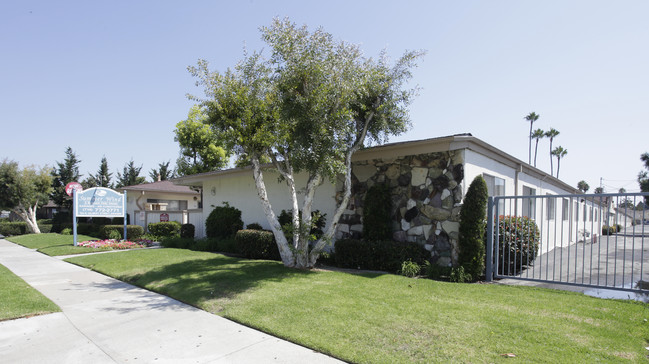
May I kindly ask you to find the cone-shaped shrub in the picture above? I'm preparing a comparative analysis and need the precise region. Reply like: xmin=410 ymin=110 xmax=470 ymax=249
xmin=458 ymin=175 xmax=488 ymax=280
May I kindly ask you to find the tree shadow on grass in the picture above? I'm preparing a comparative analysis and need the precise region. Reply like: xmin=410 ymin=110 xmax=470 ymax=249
xmin=119 ymin=255 xmax=317 ymax=311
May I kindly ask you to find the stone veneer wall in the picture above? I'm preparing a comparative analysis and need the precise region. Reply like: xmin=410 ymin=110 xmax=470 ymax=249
xmin=336 ymin=150 xmax=465 ymax=267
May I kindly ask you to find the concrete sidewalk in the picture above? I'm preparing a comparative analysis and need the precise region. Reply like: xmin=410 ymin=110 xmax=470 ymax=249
xmin=0 ymin=240 xmax=344 ymax=363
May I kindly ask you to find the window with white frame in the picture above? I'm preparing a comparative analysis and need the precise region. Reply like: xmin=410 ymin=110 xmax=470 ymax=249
xmin=522 ymin=186 xmax=536 ymax=219
xmin=562 ymin=198 xmax=569 ymax=221
xmin=483 ymin=173 xmax=506 ymax=213
xmin=546 ymin=194 xmax=556 ymax=220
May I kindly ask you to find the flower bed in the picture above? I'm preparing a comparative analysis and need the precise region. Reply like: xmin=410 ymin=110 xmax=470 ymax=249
xmin=78 ymin=239 xmax=155 ymax=250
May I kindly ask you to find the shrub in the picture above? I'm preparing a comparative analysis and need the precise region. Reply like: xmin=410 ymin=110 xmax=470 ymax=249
xmin=92 ymin=217 xmax=112 ymax=225
xmin=278 ymin=209 xmax=327 ymax=240
xmin=107 ymin=230 xmax=122 ymax=240
xmin=160 ymin=237 xmax=194 ymax=249
xmin=458 ymin=176 xmax=488 ymax=280
xmin=61 ymin=228 xmax=72 ymax=235
xmin=0 ymin=222 xmax=27 ymax=236
xmin=37 ymin=224 xmax=53 ymax=234
xmin=449 ymin=266 xmax=472 ymax=283
xmin=111 ymin=215 xmax=130 ymax=225
xmin=399 ymin=260 xmax=421 ymax=278
xmin=494 ymin=216 xmax=540 ymax=275
xmin=77 ymin=223 xmax=100 ymax=236
xmin=602 ymin=225 xmax=617 ymax=235
xmin=205 ymin=202 xmax=243 ymax=239
xmin=423 ymin=261 xmax=452 ymax=280
xmin=148 ymin=221 xmax=181 ymax=238
xmin=334 ymin=239 xmax=429 ymax=273
xmin=180 ymin=223 xmax=195 ymax=239
xmin=363 ymin=184 xmax=392 ymax=241
xmin=246 ymin=222 xmax=264 ymax=230
xmin=51 ymin=211 xmax=72 ymax=233
xmin=100 ymin=225 xmax=144 ymax=240
xmin=235 ymin=229 xmax=280 ymax=260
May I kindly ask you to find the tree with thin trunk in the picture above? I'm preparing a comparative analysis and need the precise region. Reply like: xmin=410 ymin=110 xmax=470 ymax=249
xmin=551 ymin=146 xmax=567 ymax=178
xmin=51 ymin=147 xmax=81 ymax=210
xmin=115 ymin=160 xmax=146 ymax=188
xmin=0 ymin=159 xmax=52 ymax=234
xmin=149 ymin=161 xmax=174 ymax=182
xmin=577 ymin=180 xmax=590 ymax=193
xmin=189 ymin=18 xmax=423 ymax=268
xmin=545 ymin=128 xmax=560 ymax=175
xmin=531 ymin=128 xmax=544 ymax=167
xmin=524 ymin=112 xmax=540 ymax=164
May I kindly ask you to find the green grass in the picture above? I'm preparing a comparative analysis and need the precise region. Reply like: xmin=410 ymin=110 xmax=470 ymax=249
xmin=66 ymin=249 xmax=649 ymax=363
xmin=0 ymin=263 xmax=60 ymax=321
xmin=7 ymin=233 xmax=111 ymax=256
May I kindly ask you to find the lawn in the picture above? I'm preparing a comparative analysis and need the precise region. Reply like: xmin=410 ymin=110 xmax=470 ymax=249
xmin=0 ymin=263 xmax=60 ymax=321
xmin=66 ymin=249 xmax=649 ymax=363
xmin=7 ymin=233 xmax=129 ymax=256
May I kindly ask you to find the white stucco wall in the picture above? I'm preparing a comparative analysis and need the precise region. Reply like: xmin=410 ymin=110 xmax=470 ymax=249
xmin=201 ymin=169 xmax=338 ymax=232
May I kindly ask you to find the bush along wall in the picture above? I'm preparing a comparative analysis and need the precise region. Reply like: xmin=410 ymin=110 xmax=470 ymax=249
xmin=205 ymin=202 xmax=243 ymax=239
xmin=457 ymin=175 xmax=488 ymax=281
xmin=336 ymin=150 xmax=465 ymax=267
xmin=334 ymin=239 xmax=429 ymax=273
xmin=235 ymin=229 xmax=280 ymax=260
xmin=100 ymin=225 xmax=144 ymax=240
xmin=493 ymin=216 xmax=540 ymax=275
xmin=148 ymin=221 xmax=182 ymax=238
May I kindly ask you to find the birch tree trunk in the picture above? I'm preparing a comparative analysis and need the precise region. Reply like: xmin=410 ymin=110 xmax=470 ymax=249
xmin=250 ymin=155 xmax=297 ymax=267
xmin=14 ymin=202 xmax=41 ymax=234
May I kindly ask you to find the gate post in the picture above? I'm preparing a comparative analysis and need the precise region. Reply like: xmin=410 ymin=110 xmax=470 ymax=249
xmin=485 ymin=197 xmax=494 ymax=282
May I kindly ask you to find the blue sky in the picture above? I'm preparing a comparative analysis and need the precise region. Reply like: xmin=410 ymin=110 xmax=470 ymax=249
xmin=1 ymin=1 xmax=647 ymax=192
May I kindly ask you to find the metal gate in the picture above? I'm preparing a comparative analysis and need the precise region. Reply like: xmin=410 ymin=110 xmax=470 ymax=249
xmin=485 ymin=192 xmax=649 ymax=293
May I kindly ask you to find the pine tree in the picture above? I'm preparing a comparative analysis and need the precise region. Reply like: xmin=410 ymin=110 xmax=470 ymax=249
xmin=51 ymin=147 xmax=82 ymax=210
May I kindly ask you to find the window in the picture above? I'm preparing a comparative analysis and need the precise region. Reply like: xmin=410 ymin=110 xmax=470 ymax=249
xmin=147 ymin=199 xmax=188 ymax=211
xmin=595 ymin=208 xmax=598 ymax=222
xmin=483 ymin=174 xmax=506 ymax=213
xmin=522 ymin=186 xmax=536 ymax=219
xmin=562 ymin=198 xmax=569 ymax=221
xmin=546 ymin=194 xmax=556 ymax=220
xmin=574 ymin=201 xmax=579 ymax=221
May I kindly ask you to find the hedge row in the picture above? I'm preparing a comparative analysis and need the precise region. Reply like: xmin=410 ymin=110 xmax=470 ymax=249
xmin=235 ymin=229 xmax=280 ymax=260
xmin=99 ymin=225 xmax=144 ymax=240
xmin=334 ymin=239 xmax=429 ymax=273
xmin=0 ymin=222 xmax=53 ymax=236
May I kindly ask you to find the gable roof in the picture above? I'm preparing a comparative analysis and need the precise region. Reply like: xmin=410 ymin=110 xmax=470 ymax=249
xmin=118 ymin=180 xmax=199 ymax=195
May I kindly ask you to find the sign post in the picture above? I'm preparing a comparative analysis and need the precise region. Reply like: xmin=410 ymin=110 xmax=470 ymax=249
xmin=73 ymin=187 xmax=127 ymax=246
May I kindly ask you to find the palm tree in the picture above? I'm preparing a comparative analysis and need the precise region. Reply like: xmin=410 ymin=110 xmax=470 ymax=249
xmin=577 ymin=180 xmax=590 ymax=193
xmin=545 ymin=128 xmax=560 ymax=175
xmin=531 ymin=128 xmax=545 ymax=167
xmin=524 ymin=112 xmax=540 ymax=164
xmin=551 ymin=146 xmax=567 ymax=178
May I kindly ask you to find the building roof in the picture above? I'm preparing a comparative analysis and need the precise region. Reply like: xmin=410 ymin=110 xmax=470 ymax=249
xmin=171 ymin=133 xmax=581 ymax=195
xmin=118 ymin=180 xmax=199 ymax=195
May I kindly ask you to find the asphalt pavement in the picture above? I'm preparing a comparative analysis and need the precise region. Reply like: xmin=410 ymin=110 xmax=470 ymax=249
xmin=0 ymin=239 xmax=344 ymax=364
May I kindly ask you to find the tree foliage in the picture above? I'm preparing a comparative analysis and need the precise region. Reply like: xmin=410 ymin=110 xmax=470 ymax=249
xmin=0 ymin=159 xmax=52 ymax=233
xmin=149 ymin=161 xmax=175 ymax=182
xmin=458 ymin=175 xmax=488 ymax=281
xmin=545 ymin=128 xmax=560 ymax=175
xmin=174 ymin=105 xmax=229 ymax=176
xmin=189 ymin=18 xmax=423 ymax=268
xmin=362 ymin=184 xmax=392 ymax=241
xmin=524 ymin=112 xmax=539 ymax=165
xmin=577 ymin=180 xmax=590 ymax=193
xmin=551 ymin=146 xmax=567 ymax=178
xmin=83 ymin=156 xmax=112 ymax=188
xmin=638 ymin=152 xmax=649 ymax=204
xmin=115 ymin=160 xmax=146 ymax=188
xmin=51 ymin=146 xmax=81 ymax=210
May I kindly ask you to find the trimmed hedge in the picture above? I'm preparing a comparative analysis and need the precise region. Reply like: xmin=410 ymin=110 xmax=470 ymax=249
xmin=458 ymin=175 xmax=488 ymax=280
xmin=148 ymin=221 xmax=181 ymax=238
xmin=205 ymin=202 xmax=243 ymax=239
xmin=363 ymin=184 xmax=392 ymax=241
xmin=180 ymin=223 xmax=195 ymax=238
xmin=0 ymin=222 xmax=27 ymax=236
xmin=334 ymin=239 xmax=429 ymax=273
xmin=235 ymin=229 xmax=280 ymax=260
xmin=100 ymin=225 xmax=144 ymax=240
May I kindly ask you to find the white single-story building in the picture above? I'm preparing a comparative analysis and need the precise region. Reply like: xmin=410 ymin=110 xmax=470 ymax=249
xmin=173 ymin=134 xmax=618 ymax=266
xmin=118 ymin=180 xmax=203 ymax=236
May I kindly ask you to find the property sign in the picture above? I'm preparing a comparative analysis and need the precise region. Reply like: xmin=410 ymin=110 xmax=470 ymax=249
xmin=160 ymin=213 xmax=169 ymax=222
xmin=72 ymin=187 xmax=127 ymax=246
xmin=75 ymin=187 xmax=125 ymax=217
